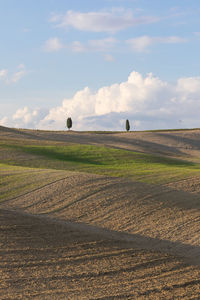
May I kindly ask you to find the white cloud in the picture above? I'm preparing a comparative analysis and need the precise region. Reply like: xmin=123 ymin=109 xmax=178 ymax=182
xmin=43 ymin=37 xmax=117 ymax=53
xmin=127 ymin=36 xmax=152 ymax=52
xmin=50 ymin=9 xmax=159 ymax=33
xmin=13 ymin=107 xmax=31 ymax=122
xmin=10 ymin=64 xmax=27 ymax=83
xmin=1 ymin=107 xmax=48 ymax=129
xmin=70 ymin=41 xmax=86 ymax=53
xmin=0 ymin=65 xmax=27 ymax=84
xmin=43 ymin=37 xmax=64 ymax=52
xmin=162 ymin=36 xmax=187 ymax=43
xmin=0 ymin=69 xmax=8 ymax=80
xmin=2 ymin=71 xmax=200 ymax=131
xmin=49 ymin=13 xmax=62 ymax=23
xmin=177 ymin=77 xmax=200 ymax=94
xmin=127 ymin=35 xmax=187 ymax=52
xmin=43 ymin=35 xmax=187 ymax=55
xmin=0 ymin=116 xmax=8 ymax=125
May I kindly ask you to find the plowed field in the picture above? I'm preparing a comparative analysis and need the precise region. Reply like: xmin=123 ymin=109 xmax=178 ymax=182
xmin=1 ymin=126 xmax=200 ymax=299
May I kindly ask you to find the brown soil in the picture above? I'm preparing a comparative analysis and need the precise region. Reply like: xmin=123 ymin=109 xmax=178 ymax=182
xmin=1 ymin=209 xmax=200 ymax=300
xmin=2 ymin=173 xmax=200 ymax=264
xmin=1 ymin=126 xmax=200 ymax=299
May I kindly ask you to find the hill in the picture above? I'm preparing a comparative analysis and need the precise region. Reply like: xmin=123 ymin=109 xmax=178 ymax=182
xmin=0 ymin=126 xmax=200 ymax=299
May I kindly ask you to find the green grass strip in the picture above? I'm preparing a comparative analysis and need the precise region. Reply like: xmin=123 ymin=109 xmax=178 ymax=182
xmin=1 ymin=142 xmax=200 ymax=184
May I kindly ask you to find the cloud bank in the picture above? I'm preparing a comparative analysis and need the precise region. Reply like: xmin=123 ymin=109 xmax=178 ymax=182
xmin=1 ymin=71 xmax=200 ymax=131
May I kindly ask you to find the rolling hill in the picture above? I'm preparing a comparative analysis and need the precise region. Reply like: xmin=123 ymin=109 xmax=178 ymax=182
xmin=0 ymin=125 xmax=200 ymax=299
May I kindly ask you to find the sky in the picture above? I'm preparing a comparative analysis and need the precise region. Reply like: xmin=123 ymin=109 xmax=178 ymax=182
xmin=1 ymin=0 xmax=200 ymax=131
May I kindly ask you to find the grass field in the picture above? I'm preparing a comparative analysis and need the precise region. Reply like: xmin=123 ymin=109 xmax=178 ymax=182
xmin=1 ymin=138 xmax=200 ymax=185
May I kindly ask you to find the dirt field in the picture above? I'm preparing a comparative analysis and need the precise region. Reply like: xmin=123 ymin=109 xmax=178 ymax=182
xmin=1 ymin=209 xmax=200 ymax=300
xmin=1 ymin=126 xmax=200 ymax=299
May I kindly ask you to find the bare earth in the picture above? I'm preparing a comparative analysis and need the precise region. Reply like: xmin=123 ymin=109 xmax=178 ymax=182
xmin=1 ymin=127 xmax=200 ymax=299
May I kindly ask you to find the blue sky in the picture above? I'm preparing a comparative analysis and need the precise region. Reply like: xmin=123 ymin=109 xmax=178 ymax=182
xmin=1 ymin=0 xmax=200 ymax=130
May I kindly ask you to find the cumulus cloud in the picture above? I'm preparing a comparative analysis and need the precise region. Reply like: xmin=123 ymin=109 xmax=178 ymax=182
xmin=2 ymin=71 xmax=200 ymax=131
xmin=127 ymin=35 xmax=187 ymax=52
xmin=50 ymin=9 xmax=159 ymax=33
xmin=0 ymin=107 xmax=48 ymax=129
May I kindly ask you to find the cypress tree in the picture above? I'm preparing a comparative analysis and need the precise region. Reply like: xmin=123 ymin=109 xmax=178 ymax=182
xmin=126 ymin=119 xmax=130 ymax=132
xmin=67 ymin=117 xmax=72 ymax=130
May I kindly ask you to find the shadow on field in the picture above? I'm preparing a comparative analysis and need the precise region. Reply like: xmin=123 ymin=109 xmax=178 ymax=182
xmin=0 ymin=126 xmax=48 ymax=141
xmin=92 ymin=134 xmax=185 ymax=157
xmin=156 ymin=132 xmax=200 ymax=150
xmin=0 ymin=126 xmax=187 ymax=157
xmin=1 ymin=208 xmax=200 ymax=266
xmin=1 ymin=144 xmax=103 ymax=166
xmin=1 ymin=142 xmax=196 ymax=169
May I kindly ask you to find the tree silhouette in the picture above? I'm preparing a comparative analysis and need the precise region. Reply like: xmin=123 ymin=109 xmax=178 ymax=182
xmin=66 ymin=117 xmax=72 ymax=130
xmin=126 ymin=119 xmax=130 ymax=131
